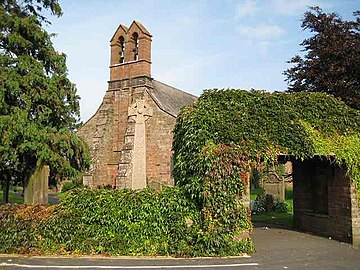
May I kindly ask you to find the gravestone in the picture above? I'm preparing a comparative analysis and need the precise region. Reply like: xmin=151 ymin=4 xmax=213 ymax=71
xmin=263 ymin=172 xmax=285 ymax=201
xmin=24 ymin=165 xmax=49 ymax=205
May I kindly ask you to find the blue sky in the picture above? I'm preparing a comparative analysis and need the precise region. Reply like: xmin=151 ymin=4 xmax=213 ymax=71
xmin=48 ymin=0 xmax=359 ymax=121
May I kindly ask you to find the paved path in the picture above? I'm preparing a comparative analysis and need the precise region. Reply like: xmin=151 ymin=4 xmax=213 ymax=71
xmin=1 ymin=225 xmax=359 ymax=270
xmin=251 ymin=224 xmax=360 ymax=269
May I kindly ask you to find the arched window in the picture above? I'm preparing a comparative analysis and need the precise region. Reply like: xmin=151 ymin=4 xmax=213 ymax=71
xmin=132 ymin=32 xmax=139 ymax=61
xmin=119 ymin=36 xmax=125 ymax=64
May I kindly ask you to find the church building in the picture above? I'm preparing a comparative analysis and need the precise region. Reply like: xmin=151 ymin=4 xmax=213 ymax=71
xmin=77 ymin=21 xmax=197 ymax=189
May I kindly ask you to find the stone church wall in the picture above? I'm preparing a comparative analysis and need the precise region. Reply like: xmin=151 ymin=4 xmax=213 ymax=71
xmin=144 ymin=91 xmax=176 ymax=188
xmin=77 ymin=91 xmax=118 ymax=187
xmin=78 ymin=81 xmax=178 ymax=189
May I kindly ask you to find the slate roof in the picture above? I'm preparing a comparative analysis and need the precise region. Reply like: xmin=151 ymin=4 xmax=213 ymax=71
xmin=150 ymin=80 xmax=197 ymax=117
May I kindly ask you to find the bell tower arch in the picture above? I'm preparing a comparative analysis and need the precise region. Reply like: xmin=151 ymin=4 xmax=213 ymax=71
xmin=109 ymin=21 xmax=152 ymax=82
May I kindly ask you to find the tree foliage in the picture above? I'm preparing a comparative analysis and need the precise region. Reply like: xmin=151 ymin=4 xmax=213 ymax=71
xmin=0 ymin=0 xmax=90 ymax=199
xmin=284 ymin=6 xmax=360 ymax=110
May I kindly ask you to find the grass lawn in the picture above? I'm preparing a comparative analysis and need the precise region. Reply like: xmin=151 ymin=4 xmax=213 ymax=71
xmin=0 ymin=189 xmax=24 ymax=204
xmin=250 ymin=188 xmax=263 ymax=200
xmin=252 ymin=212 xmax=293 ymax=228
xmin=251 ymin=186 xmax=294 ymax=228
xmin=0 ymin=187 xmax=62 ymax=205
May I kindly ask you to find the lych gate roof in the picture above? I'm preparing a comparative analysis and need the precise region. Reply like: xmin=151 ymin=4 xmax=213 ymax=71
xmin=150 ymin=80 xmax=197 ymax=117
xmin=172 ymin=89 xmax=360 ymax=185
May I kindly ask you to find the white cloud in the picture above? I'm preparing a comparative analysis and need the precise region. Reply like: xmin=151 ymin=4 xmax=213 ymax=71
xmin=234 ymin=0 xmax=327 ymax=18
xmin=236 ymin=0 xmax=258 ymax=18
xmin=269 ymin=0 xmax=323 ymax=15
xmin=237 ymin=24 xmax=285 ymax=40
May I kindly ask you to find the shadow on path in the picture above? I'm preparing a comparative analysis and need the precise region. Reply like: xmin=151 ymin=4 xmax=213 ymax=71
xmin=251 ymin=225 xmax=360 ymax=269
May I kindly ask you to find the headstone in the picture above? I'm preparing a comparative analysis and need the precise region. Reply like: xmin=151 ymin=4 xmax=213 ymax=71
xmin=263 ymin=172 xmax=285 ymax=201
xmin=24 ymin=165 xmax=49 ymax=204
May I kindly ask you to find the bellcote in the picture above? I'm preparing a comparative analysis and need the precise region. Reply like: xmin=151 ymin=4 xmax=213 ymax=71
xmin=109 ymin=21 xmax=152 ymax=81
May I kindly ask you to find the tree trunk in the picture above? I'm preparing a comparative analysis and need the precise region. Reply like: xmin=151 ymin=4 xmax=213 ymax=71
xmin=2 ymin=174 xmax=10 ymax=204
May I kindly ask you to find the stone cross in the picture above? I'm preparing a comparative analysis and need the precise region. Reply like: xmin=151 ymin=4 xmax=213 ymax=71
xmin=128 ymin=99 xmax=153 ymax=189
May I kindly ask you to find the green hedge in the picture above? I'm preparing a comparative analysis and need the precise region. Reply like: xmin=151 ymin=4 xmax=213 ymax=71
xmin=0 ymin=187 xmax=253 ymax=256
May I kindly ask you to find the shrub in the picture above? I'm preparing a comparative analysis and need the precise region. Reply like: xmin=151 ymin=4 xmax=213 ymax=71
xmin=251 ymin=193 xmax=288 ymax=215
xmin=0 ymin=187 xmax=206 ymax=256
xmin=0 ymin=204 xmax=56 ymax=253
xmin=0 ymin=186 xmax=255 ymax=256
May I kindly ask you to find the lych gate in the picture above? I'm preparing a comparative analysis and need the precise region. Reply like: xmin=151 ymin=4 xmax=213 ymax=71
xmin=273 ymin=156 xmax=360 ymax=248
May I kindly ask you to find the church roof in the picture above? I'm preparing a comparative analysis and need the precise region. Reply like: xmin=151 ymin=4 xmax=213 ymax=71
xmin=150 ymin=80 xmax=197 ymax=117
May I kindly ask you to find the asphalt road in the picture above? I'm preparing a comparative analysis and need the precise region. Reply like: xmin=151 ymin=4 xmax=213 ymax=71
xmin=1 ymin=225 xmax=359 ymax=270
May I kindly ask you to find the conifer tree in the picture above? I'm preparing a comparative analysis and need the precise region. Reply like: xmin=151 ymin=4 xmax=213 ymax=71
xmin=0 ymin=0 xmax=90 ymax=203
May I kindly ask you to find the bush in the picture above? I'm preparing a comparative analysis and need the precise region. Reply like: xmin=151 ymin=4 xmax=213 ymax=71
xmin=1 ymin=187 xmax=246 ymax=256
xmin=251 ymin=193 xmax=288 ymax=215
xmin=0 ymin=186 xmax=254 ymax=256
xmin=0 ymin=204 xmax=56 ymax=253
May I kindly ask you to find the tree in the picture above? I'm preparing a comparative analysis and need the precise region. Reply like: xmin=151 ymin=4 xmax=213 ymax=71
xmin=0 ymin=0 xmax=90 ymax=203
xmin=284 ymin=6 xmax=360 ymax=110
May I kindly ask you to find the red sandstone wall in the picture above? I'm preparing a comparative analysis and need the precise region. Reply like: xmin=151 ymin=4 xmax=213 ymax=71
xmin=145 ymin=91 xmax=175 ymax=188
xmin=77 ymin=88 xmax=132 ymax=188
xmin=77 ymin=81 xmax=176 ymax=189
xmin=350 ymin=184 xmax=360 ymax=247
xmin=110 ymin=60 xmax=151 ymax=81
xmin=293 ymin=159 xmax=355 ymax=244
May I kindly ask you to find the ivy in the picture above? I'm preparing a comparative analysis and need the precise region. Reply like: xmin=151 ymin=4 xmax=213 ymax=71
xmin=173 ymin=89 xmax=360 ymax=246
xmin=175 ymin=89 xmax=359 ymax=178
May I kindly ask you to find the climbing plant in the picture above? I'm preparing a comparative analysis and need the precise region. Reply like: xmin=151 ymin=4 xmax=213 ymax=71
xmin=173 ymin=89 xmax=360 ymax=225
